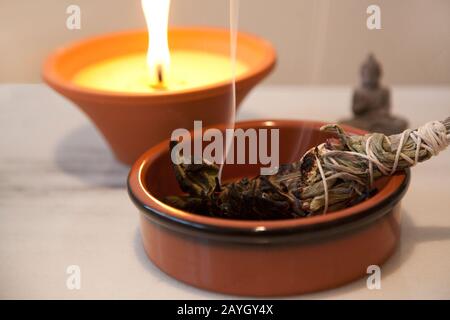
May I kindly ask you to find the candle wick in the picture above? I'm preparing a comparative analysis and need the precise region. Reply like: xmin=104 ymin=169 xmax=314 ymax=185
xmin=150 ymin=64 xmax=166 ymax=90
xmin=157 ymin=65 xmax=163 ymax=84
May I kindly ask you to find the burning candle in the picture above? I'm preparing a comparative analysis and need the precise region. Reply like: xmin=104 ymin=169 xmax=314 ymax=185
xmin=72 ymin=0 xmax=247 ymax=93
xmin=43 ymin=0 xmax=275 ymax=164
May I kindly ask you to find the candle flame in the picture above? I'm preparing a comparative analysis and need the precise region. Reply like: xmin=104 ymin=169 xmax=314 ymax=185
xmin=142 ymin=0 xmax=171 ymax=87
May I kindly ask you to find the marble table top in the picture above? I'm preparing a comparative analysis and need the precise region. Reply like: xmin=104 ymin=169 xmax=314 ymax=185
xmin=1 ymin=84 xmax=449 ymax=299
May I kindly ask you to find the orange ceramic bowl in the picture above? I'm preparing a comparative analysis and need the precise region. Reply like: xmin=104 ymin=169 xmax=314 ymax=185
xmin=128 ymin=119 xmax=409 ymax=296
xmin=42 ymin=28 xmax=276 ymax=165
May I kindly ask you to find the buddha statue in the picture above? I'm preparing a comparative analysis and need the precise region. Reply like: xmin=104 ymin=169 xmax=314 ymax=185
xmin=340 ymin=54 xmax=408 ymax=135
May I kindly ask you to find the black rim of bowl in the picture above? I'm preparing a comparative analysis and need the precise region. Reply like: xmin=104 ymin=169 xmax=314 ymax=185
xmin=128 ymin=169 xmax=410 ymax=244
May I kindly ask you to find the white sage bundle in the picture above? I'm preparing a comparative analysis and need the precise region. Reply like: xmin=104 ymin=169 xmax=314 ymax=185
xmin=297 ymin=117 xmax=450 ymax=214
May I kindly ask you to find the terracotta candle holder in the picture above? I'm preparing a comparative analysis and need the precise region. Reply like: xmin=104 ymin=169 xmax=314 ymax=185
xmin=128 ymin=119 xmax=410 ymax=296
xmin=42 ymin=28 xmax=276 ymax=164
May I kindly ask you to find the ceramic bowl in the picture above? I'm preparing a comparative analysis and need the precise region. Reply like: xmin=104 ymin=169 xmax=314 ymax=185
xmin=128 ymin=119 xmax=410 ymax=296
xmin=42 ymin=28 xmax=276 ymax=164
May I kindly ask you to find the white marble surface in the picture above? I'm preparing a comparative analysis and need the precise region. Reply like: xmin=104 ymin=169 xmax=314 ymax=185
xmin=0 ymin=84 xmax=449 ymax=299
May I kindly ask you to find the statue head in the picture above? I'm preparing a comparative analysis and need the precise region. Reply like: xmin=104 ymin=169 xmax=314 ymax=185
xmin=361 ymin=54 xmax=382 ymax=89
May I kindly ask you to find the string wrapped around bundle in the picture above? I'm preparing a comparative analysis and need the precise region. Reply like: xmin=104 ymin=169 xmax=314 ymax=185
xmin=165 ymin=117 xmax=450 ymax=220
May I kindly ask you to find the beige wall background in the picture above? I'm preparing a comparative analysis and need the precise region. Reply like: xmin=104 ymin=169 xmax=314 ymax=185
xmin=1 ymin=0 xmax=449 ymax=85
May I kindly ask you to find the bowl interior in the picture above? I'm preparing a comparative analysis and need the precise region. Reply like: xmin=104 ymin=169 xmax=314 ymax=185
xmin=143 ymin=120 xmax=396 ymax=215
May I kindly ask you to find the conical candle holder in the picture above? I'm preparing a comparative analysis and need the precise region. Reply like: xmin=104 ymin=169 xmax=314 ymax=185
xmin=43 ymin=28 xmax=276 ymax=164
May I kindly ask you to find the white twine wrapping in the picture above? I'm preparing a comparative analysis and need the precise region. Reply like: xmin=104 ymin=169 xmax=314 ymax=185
xmin=317 ymin=120 xmax=449 ymax=214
